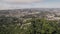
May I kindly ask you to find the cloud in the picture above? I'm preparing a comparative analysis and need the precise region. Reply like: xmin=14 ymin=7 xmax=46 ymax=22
xmin=2 ymin=0 xmax=44 ymax=3
xmin=0 ymin=0 xmax=45 ymax=10
xmin=0 ymin=3 xmax=33 ymax=10
xmin=0 ymin=0 xmax=60 ymax=10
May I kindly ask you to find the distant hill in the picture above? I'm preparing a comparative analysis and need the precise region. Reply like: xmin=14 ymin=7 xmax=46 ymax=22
xmin=0 ymin=8 xmax=60 ymax=17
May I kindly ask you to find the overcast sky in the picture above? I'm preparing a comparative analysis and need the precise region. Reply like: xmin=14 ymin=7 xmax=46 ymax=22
xmin=0 ymin=0 xmax=60 ymax=10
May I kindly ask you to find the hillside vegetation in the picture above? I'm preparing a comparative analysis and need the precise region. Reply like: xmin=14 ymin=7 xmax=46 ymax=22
xmin=0 ymin=16 xmax=60 ymax=34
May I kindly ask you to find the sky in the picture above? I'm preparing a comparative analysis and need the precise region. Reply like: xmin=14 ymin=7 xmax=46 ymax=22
xmin=0 ymin=0 xmax=60 ymax=10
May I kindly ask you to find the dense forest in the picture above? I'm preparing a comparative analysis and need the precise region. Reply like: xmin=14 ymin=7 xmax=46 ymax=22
xmin=0 ymin=15 xmax=60 ymax=34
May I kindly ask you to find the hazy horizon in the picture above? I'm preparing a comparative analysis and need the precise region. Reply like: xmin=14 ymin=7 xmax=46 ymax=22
xmin=0 ymin=0 xmax=60 ymax=10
